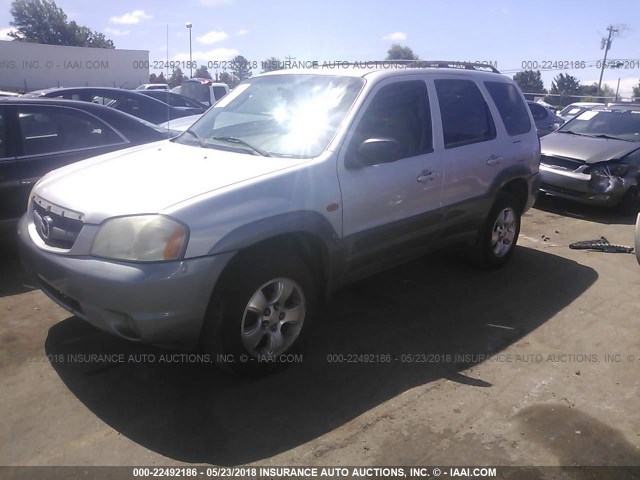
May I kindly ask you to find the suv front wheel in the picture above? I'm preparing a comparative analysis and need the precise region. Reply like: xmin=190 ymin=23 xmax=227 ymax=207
xmin=202 ymin=251 xmax=317 ymax=372
xmin=471 ymin=191 xmax=521 ymax=269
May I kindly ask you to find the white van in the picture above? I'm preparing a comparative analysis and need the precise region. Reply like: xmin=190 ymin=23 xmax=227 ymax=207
xmin=179 ymin=78 xmax=230 ymax=107
xmin=135 ymin=84 xmax=170 ymax=91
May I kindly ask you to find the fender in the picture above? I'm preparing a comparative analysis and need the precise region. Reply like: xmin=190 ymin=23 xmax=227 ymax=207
xmin=208 ymin=210 xmax=341 ymax=256
xmin=487 ymin=163 xmax=535 ymax=200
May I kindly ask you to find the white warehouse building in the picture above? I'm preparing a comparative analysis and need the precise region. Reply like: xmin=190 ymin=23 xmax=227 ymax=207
xmin=0 ymin=40 xmax=150 ymax=92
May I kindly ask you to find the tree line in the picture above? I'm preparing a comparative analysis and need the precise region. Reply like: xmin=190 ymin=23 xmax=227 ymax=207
xmin=512 ymin=70 xmax=627 ymax=107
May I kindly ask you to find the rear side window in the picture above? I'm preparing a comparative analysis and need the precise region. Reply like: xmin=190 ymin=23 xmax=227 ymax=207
xmin=17 ymin=107 xmax=123 ymax=156
xmin=484 ymin=82 xmax=532 ymax=136
xmin=435 ymin=79 xmax=496 ymax=148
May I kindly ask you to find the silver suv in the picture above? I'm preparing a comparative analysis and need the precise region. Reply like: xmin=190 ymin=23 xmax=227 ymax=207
xmin=19 ymin=63 xmax=540 ymax=370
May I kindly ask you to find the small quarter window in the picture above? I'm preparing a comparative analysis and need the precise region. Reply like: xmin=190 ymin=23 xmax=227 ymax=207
xmin=484 ymin=81 xmax=532 ymax=136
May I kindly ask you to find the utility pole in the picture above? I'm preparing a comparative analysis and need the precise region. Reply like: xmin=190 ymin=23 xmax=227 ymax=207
xmin=597 ymin=25 xmax=619 ymax=97
xmin=186 ymin=22 xmax=193 ymax=78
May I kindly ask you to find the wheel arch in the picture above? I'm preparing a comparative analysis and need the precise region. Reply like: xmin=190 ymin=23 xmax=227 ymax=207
xmin=487 ymin=164 xmax=534 ymax=214
xmin=500 ymin=178 xmax=529 ymax=213
xmin=209 ymin=211 xmax=339 ymax=297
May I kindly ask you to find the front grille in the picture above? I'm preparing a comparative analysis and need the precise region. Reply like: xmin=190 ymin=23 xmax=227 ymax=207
xmin=541 ymin=155 xmax=585 ymax=172
xmin=32 ymin=200 xmax=83 ymax=249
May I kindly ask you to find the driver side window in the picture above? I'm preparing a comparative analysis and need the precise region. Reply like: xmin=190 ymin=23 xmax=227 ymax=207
xmin=349 ymin=80 xmax=432 ymax=164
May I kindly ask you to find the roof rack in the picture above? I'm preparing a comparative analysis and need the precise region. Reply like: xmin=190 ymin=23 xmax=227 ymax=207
xmin=341 ymin=60 xmax=500 ymax=74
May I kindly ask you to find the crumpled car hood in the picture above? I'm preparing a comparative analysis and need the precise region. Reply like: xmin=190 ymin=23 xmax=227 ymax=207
xmin=541 ymin=132 xmax=640 ymax=163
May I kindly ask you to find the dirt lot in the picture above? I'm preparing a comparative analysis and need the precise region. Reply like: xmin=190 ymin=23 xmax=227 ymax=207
xmin=1 ymin=197 xmax=639 ymax=472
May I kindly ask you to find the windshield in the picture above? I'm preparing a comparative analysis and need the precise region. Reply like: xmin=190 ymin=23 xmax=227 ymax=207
xmin=175 ymin=74 xmax=364 ymax=158
xmin=558 ymin=110 xmax=640 ymax=141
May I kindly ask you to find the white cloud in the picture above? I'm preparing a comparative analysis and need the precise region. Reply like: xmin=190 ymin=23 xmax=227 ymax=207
xmin=110 ymin=10 xmax=152 ymax=25
xmin=196 ymin=30 xmax=228 ymax=45
xmin=0 ymin=27 xmax=16 ymax=40
xmin=236 ymin=29 xmax=248 ymax=36
xmin=173 ymin=47 xmax=239 ymax=63
xmin=104 ymin=28 xmax=130 ymax=36
xmin=382 ymin=32 xmax=407 ymax=41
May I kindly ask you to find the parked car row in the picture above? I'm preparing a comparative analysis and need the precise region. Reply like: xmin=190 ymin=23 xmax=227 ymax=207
xmin=0 ymin=98 xmax=172 ymax=226
xmin=22 ymin=87 xmax=203 ymax=125
xmin=1 ymin=81 xmax=228 ymax=226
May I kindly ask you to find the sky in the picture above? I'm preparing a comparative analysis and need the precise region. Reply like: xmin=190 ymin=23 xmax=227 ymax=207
xmin=1 ymin=0 xmax=639 ymax=96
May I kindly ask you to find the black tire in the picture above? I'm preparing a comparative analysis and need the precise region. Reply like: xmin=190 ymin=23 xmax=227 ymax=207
xmin=201 ymin=250 xmax=317 ymax=374
xmin=470 ymin=192 xmax=521 ymax=269
xmin=618 ymin=187 xmax=640 ymax=216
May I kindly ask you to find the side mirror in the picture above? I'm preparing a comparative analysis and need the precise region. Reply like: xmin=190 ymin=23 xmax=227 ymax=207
xmin=345 ymin=138 xmax=402 ymax=169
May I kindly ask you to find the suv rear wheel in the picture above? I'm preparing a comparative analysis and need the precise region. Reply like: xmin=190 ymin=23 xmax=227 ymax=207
xmin=202 ymin=251 xmax=317 ymax=372
xmin=470 ymin=192 xmax=521 ymax=269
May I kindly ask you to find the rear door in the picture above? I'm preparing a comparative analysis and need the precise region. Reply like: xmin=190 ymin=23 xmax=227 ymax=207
xmin=432 ymin=76 xmax=505 ymax=236
xmin=434 ymin=77 xmax=536 ymax=237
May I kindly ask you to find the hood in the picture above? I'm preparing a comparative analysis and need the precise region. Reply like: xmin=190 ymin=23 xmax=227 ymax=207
xmin=158 ymin=115 xmax=202 ymax=132
xmin=541 ymin=132 xmax=640 ymax=164
xmin=34 ymin=140 xmax=306 ymax=224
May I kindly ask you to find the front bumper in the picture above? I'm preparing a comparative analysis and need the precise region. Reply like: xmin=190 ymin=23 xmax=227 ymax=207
xmin=18 ymin=214 xmax=235 ymax=350
xmin=539 ymin=164 xmax=627 ymax=207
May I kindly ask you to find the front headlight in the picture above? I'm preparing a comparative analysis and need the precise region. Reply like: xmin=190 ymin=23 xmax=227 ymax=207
xmin=91 ymin=215 xmax=188 ymax=262
xmin=588 ymin=162 xmax=629 ymax=178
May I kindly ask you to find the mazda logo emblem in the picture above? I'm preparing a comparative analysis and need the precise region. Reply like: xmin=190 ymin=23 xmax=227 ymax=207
xmin=40 ymin=215 xmax=54 ymax=240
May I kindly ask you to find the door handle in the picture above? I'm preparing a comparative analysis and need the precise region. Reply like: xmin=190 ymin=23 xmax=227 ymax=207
xmin=417 ymin=170 xmax=438 ymax=183
xmin=486 ymin=155 xmax=503 ymax=166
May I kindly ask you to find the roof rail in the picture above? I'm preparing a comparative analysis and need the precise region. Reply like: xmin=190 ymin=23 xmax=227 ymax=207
xmin=340 ymin=60 xmax=500 ymax=74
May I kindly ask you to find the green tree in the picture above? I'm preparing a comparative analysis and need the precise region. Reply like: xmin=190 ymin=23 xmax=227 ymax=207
xmin=193 ymin=65 xmax=212 ymax=79
xmin=513 ymin=70 xmax=546 ymax=99
xmin=9 ymin=0 xmax=115 ymax=48
xmin=633 ymin=81 xmax=640 ymax=99
xmin=218 ymin=71 xmax=237 ymax=86
xmin=580 ymin=82 xmax=615 ymax=102
xmin=385 ymin=44 xmax=418 ymax=60
xmin=169 ymin=68 xmax=185 ymax=88
xmin=549 ymin=73 xmax=582 ymax=107
xmin=261 ymin=57 xmax=283 ymax=73
xmin=230 ymin=55 xmax=253 ymax=82
xmin=149 ymin=73 xmax=157 ymax=83
xmin=155 ymin=72 xmax=167 ymax=84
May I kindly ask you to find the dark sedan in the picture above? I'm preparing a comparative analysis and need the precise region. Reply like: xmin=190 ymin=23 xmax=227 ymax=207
xmin=138 ymin=90 xmax=207 ymax=114
xmin=539 ymin=106 xmax=640 ymax=214
xmin=22 ymin=87 xmax=199 ymax=124
xmin=0 ymin=98 xmax=170 ymax=227
xmin=527 ymin=101 xmax=564 ymax=137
